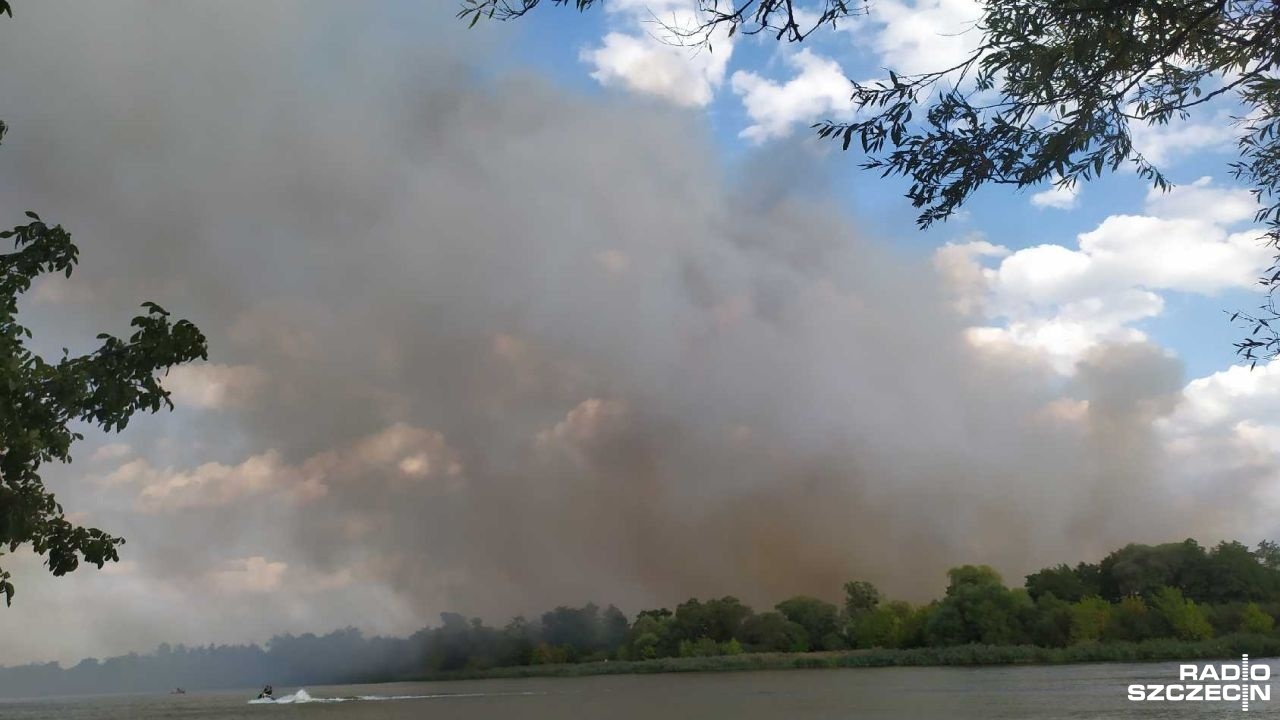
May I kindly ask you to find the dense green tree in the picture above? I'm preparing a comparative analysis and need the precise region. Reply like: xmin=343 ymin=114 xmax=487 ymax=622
xmin=500 ymin=616 xmax=536 ymax=666
xmin=923 ymin=600 xmax=968 ymax=646
xmin=1150 ymin=586 xmax=1214 ymax=641
xmin=624 ymin=612 xmax=673 ymax=660
xmin=739 ymin=611 xmax=808 ymax=653
xmin=1202 ymin=540 xmax=1278 ymax=602
xmin=1027 ymin=593 xmax=1072 ymax=648
xmin=1240 ymin=602 xmax=1276 ymax=634
xmin=0 ymin=168 xmax=208 ymax=606
xmin=1255 ymin=540 xmax=1280 ymax=570
xmin=946 ymin=565 xmax=1006 ymax=593
xmin=1025 ymin=563 xmax=1101 ymax=603
xmin=1203 ymin=602 xmax=1246 ymax=636
xmin=928 ymin=566 xmax=1033 ymax=646
xmin=897 ymin=603 xmax=936 ymax=649
xmin=848 ymin=600 xmax=914 ymax=649
xmin=775 ymin=595 xmax=842 ymax=650
xmin=600 ymin=604 xmax=630 ymax=653
xmin=672 ymin=596 xmax=753 ymax=644
xmin=842 ymin=580 xmax=882 ymax=616
xmin=540 ymin=603 xmax=609 ymax=659
xmin=462 ymin=0 xmax=1280 ymax=360
xmin=636 ymin=607 xmax=673 ymax=621
xmin=1098 ymin=540 xmax=1210 ymax=601
xmin=422 ymin=613 xmax=480 ymax=671
xmin=628 ymin=631 xmax=661 ymax=660
xmin=1103 ymin=596 xmax=1156 ymax=643
xmin=1068 ymin=596 xmax=1112 ymax=644
xmin=0 ymin=5 xmax=207 ymax=606
xmin=529 ymin=642 xmax=570 ymax=665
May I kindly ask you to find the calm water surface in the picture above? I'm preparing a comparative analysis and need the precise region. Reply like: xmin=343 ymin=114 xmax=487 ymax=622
xmin=3 ymin=660 xmax=1278 ymax=719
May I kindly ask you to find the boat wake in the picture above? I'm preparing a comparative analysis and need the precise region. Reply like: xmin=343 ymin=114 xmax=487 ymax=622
xmin=248 ymin=688 xmax=544 ymax=705
xmin=249 ymin=689 xmax=334 ymax=705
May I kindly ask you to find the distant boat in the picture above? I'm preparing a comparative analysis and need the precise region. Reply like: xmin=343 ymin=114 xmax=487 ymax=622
xmin=170 ymin=688 xmax=186 ymax=695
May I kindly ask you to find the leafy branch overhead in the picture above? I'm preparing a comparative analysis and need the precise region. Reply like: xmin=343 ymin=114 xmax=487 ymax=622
xmin=458 ymin=0 xmax=867 ymax=42
xmin=463 ymin=0 xmax=1280 ymax=364
xmin=817 ymin=1 xmax=1280 ymax=367
xmin=0 ymin=118 xmax=208 ymax=605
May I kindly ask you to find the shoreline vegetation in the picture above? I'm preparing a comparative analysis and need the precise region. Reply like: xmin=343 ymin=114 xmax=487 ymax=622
xmin=422 ymin=636 xmax=1280 ymax=682
xmin=7 ymin=538 xmax=1280 ymax=697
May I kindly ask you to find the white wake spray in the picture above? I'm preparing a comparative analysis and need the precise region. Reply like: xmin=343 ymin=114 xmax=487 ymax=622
xmin=247 ymin=688 xmax=545 ymax=705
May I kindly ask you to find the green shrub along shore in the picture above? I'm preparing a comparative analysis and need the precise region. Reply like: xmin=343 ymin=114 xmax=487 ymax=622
xmin=407 ymin=538 xmax=1280 ymax=681
xmin=10 ymin=537 xmax=1280 ymax=697
xmin=424 ymin=635 xmax=1280 ymax=681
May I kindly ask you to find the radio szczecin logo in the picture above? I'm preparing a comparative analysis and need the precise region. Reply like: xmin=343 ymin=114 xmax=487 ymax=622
xmin=1128 ymin=655 xmax=1270 ymax=712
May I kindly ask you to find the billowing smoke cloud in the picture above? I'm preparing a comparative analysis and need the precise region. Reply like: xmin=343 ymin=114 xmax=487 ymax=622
xmin=0 ymin=1 xmax=1265 ymax=664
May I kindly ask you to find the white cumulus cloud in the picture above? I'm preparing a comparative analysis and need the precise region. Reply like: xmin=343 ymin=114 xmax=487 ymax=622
xmin=581 ymin=2 xmax=732 ymax=107
xmin=1030 ymin=183 xmax=1079 ymax=210
xmin=731 ymin=49 xmax=854 ymax=142
xmin=862 ymin=0 xmax=984 ymax=74
xmin=949 ymin=177 xmax=1268 ymax=371
xmin=1131 ymin=111 xmax=1238 ymax=166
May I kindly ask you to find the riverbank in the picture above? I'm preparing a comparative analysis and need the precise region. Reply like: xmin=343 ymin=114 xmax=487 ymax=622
xmin=420 ymin=633 xmax=1280 ymax=681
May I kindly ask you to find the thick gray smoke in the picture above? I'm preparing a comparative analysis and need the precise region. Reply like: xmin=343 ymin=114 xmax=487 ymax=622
xmin=0 ymin=0 xmax=1250 ymax=664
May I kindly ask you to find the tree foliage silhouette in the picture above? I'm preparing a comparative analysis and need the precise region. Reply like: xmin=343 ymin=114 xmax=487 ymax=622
xmin=0 ymin=2 xmax=208 ymax=605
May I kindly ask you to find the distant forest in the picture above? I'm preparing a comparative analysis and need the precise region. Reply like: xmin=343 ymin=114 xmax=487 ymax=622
xmin=6 ymin=538 xmax=1280 ymax=697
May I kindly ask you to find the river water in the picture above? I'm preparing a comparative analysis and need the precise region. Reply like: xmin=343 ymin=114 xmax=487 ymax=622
xmin=2 ymin=660 xmax=1276 ymax=718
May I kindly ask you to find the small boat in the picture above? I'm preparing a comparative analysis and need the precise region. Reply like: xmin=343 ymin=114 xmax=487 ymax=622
xmin=170 ymin=688 xmax=186 ymax=695
xmin=249 ymin=689 xmax=316 ymax=705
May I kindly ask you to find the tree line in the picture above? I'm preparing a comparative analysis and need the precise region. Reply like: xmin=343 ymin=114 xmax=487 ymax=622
xmin=5 ymin=538 xmax=1280 ymax=697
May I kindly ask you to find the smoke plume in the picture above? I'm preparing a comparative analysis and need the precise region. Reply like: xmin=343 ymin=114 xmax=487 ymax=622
xmin=0 ymin=0 xmax=1260 ymax=664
